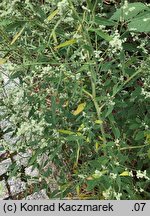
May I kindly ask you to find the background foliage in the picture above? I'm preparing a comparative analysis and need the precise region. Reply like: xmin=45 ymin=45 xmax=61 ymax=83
xmin=0 ymin=0 xmax=150 ymax=199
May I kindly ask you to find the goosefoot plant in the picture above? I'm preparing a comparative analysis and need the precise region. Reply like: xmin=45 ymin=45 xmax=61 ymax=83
xmin=0 ymin=0 xmax=150 ymax=199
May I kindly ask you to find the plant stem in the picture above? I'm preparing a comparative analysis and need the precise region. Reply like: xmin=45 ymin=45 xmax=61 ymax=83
xmin=68 ymin=0 xmax=106 ymax=144
xmin=120 ymin=143 xmax=149 ymax=151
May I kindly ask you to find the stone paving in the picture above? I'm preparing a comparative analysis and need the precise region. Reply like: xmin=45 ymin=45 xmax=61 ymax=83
xmin=0 ymin=180 xmax=9 ymax=199
xmin=0 ymin=146 xmax=58 ymax=200
xmin=0 ymin=65 xmax=58 ymax=199
xmin=0 ymin=158 xmax=12 ymax=176
xmin=24 ymin=189 xmax=49 ymax=200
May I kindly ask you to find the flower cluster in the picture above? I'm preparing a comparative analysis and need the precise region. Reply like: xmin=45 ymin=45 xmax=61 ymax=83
xmin=136 ymin=170 xmax=150 ymax=180
xmin=57 ymin=0 xmax=69 ymax=16
xmin=103 ymin=187 xmax=122 ymax=200
xmin=109 ymin=30 xmax=123 ymax=53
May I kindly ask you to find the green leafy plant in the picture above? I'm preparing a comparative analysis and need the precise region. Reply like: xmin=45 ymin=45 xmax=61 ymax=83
xmin=0 ymin=0 xmax=150 ymax=199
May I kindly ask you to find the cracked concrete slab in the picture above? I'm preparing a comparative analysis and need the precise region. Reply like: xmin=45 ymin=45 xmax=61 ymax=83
xmin=0 ymin=158 xmax=12 ymax=176
xmin=8 ymin=177 xmax=26 ymax=196
xmin=0 ymin=180 xmax=9 ymax=200
xmin=13 ymin=152 xmax=31 ymax=167
xmin=24 ymin=189 xmax=49 ymax=200
xmin=25 ymin=166 xmax=39 ymax=177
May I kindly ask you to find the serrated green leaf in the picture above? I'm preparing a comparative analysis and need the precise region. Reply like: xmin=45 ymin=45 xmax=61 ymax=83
xmin=110 ymin=3 xmax=149 ymax=21
xmin=128 ymin=13 xmax=150 ymax=32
